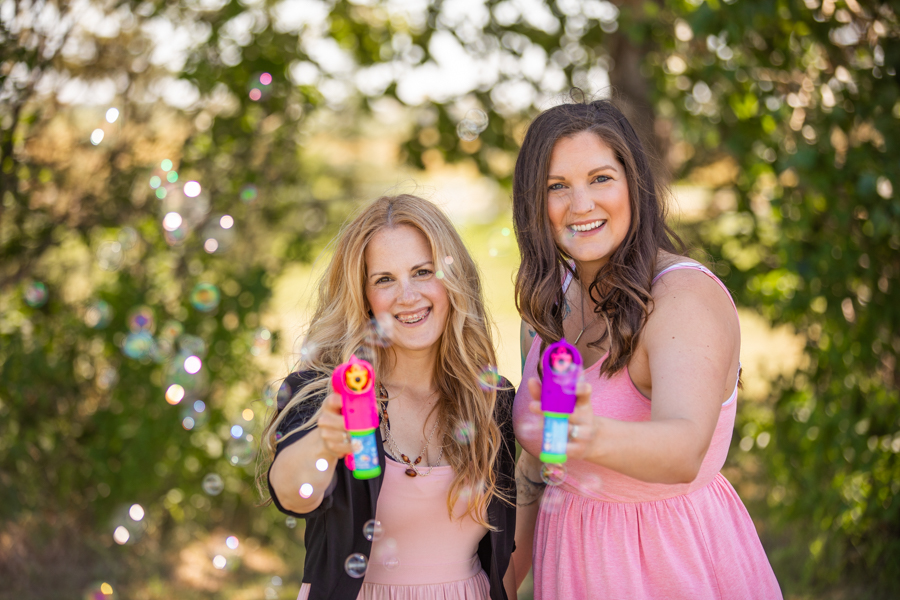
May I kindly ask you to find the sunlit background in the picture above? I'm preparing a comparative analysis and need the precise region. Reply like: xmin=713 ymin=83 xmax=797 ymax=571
xmin=1 ymin=1 xmax=898 ymax=599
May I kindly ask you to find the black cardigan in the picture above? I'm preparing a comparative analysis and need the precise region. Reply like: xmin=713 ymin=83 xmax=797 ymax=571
xmin=268 ymin=370 xmax=517 ymax=600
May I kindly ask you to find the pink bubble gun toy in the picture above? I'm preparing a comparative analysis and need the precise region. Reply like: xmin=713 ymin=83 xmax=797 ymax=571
xmin=539 ymin=339 xmax=583 ymax=464
xmin=332 ymin=355 xmax=382 ymax=480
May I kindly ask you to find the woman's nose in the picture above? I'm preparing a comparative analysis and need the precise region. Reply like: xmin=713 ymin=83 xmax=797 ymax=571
xmin=398 ymin=279 xmax=420 ymax=303
xmin=571 ymin=186 xmax=594 ymax=214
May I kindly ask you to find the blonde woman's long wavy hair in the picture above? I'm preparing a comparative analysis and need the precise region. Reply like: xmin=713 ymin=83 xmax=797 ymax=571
xmin=258 ymin=194 xmax=510 ymax=527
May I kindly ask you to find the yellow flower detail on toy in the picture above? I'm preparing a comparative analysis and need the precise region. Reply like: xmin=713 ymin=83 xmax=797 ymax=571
xmin=345 ymin=363 xmax=370 ymax=392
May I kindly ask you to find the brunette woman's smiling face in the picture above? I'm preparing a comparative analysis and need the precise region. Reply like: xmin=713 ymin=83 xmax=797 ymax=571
xmin=546 ymin=131 xmax=631 ymax=278
xmin=364 ymin=225 xmax=450 ymax=356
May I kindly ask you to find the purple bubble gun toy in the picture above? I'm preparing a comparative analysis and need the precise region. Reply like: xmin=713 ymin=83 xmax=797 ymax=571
xmin=539 ymin=339 xmax=583 ymax=464
xmin=332 ymin=355 xmax=382 ymax=480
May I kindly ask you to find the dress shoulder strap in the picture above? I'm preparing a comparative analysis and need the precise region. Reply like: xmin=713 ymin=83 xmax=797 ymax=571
xmin=652 ymin=261 xmax=737 ymax=313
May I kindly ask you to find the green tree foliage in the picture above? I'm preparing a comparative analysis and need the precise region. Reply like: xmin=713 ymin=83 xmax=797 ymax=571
xmin=2 ymin=0 xmax=898 ymax=597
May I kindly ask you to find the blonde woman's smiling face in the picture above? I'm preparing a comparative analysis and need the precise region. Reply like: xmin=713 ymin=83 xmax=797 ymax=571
xmin=364 ymin=225 xmax=450 ymax=355
xmin=547 ymin=131 xmax=631 ymax=276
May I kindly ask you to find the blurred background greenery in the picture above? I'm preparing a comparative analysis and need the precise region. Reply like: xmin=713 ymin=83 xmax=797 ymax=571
xmin=1 ymin=0 xmax=898 ymax=598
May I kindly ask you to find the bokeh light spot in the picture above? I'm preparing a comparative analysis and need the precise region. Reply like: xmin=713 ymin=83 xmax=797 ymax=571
xmin=190 ymin=283 xmax=220 ymax=312
xmin=204 ymin=239 xmax=219 ymax=253
xmin=160 ymin=159 xmax=173 ymax=171
xmin=212 ymin=555 xmax=226 ymax=569
xmin=260 ymin=72 xmax=273 ymax=85
xmin=182 ymin=417 xmax=195 ymax=430
xmin=149 ymin=176 xmax=161 ymax=189
xmin=184 ymin=355 xmax=202 ymax=374
xmin=106 ymin=108 xmax=119 ymax=123
xmin=193 ymin=400 xmax=205 ymax=413
xmin=230 ymin=425 xmax=244 ymax=439
xmin=24 ymin=282 xmax=48 ymax=307
xmin=162 ymin=212 xmax=183 ymax=232
xmin=165 ymin=384 xmax=185 ymax=405
xmin=129 ymin=504 xmax=144 ymax=521
xmin=101 ymin=582 xmax=114 ymax=595
xmin=166 ymin=171 xmax=178 ymax=183
xmin=90 ymin=129 xmax=104 ymax=145
xmin=155 ymin=187 xmax=167 ymax=199
xmin=299 ymin=483 xmax=313 ymax=498
xmin=242 ymin=408 xmax=254 ymax=421
xmin=219 ymin=215 xmax=234 ymax=229
xmin=477 ymin=366 xmax=501 ymax=390
xmin=315 ymin=458 xmax=328 ymax=471
xmin=113 ymin=526 xmax=130 ymax=545
xmin=202 ymin=473 xmax=224 ymax=495
xmin=249 ymin=88 xmax=262 ymax=101
xmin=226 ymin=535 xmax=239 ymax=549
xmin=183 ymin=181 xmax=201 ymax=197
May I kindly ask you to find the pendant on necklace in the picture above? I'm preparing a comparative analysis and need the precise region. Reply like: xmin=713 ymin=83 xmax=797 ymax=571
xmin=573 ymin=329 xmax=584 ymax=345
xmin=405 ymin=468 xmax=417 ymax=477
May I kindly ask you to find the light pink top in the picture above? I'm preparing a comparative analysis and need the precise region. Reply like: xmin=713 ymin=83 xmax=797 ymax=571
xmin=298 ymin=457 xmax=490 ymax=600
xmin=513 ymin=262 xmax=782 ymax=599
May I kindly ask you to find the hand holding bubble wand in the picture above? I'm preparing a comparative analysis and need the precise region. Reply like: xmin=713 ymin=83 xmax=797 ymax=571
xmin=539 ymin=339 xmax=583 ymax=464
xmin=332 ymin=355 xmax=382 ymax=480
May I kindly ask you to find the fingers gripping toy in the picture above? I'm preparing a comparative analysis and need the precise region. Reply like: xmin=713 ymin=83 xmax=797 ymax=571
xmin=332 ymin=355 xmax=382 ymax=479
xmin=539 ymin=339 xmax=583 ymax=464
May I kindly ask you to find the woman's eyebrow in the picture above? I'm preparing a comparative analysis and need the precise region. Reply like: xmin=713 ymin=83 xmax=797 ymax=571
xmin=548 ymin=164 xmax=619 ymax=180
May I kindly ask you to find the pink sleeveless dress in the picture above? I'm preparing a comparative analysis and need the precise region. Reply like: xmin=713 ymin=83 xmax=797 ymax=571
xmin=298 ymin=457 xmax=490 ymax=600
xmin=513 ymin=262 xmax=782 ymax=599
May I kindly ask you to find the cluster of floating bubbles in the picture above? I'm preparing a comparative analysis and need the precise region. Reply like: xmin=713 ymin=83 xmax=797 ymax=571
xmin=477 ymin=366 xmax=502 ymax=391
xmin=456 ymin=109 xmax=489 ymax=142
xmin=202 ymin=473 xmax=225 ymax=495
xmin=190 ymin=283 xmax=221 ymax=312
xmin=249 ymin=72 xmax=273 ymax=101
xmin=344 ymin=553 xmax=368 ymax=578
xmin=541 ymin=462 xmax=567 ymax=486
xmin=24 ymin=281 xmax=48 ymax=307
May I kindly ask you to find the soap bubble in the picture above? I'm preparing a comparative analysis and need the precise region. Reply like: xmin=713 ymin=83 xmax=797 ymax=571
xmin=165 ymin=384 xmax=185 ymax=405
xmin=541 ymin=463 xmax=567 ymax=486
xmin=183 ymin=355 xmax=202 ymax=374
xmin=285 ymin=516 xmax=297 ymax=528
xmin=465 ymin=108 xmax=489 ymax=132
xmin=276 ymin=380 xmax=293 ymax=410
xmin=117 ymin=227 xmax=138 ymax=249
xmin=240 ymin=184 xmax=258 ymax=203
xmin=202 ymin=473 xmax=224 ymax=495
xmin=24 ymin=282 xmax=48 ymax=307
xmin=226 ymin=535 xmax=239 ymax=549
xmin=363 ymin=519 xmax=384 ymax=542
xmin=315 ymin=458 xmax=328 ymax=471
xmin=178 ymin=334 xmax=207 ymax=357
xmin=453 ymin=421 xmax=476 ymax=445
xmin=158 ymin=320 xmax=184 ymax=342
xmin=127 ymin=306 xmax=154 ymax=333
xmin=456 ymin=120 xmax=479 ymax=142
xmin=84 ymin=300 xmax=113 ymax=329
xmin=299 ymin=483 xmax=313 ymax=498
xmin=202 ymin=216 xmax=236 ymax=254
xmin=122 ymin=332 xmax=155 ymax=359
xmin=190 ymin=283 xmax=220 ymax=312
xmin=365 ymin=313 xmax=395 ymax=348
xmin=383 ymin=556 xmax=400 ymax=570
xmin=226 ymin=436 xmax=254 ymax=465
xmin=344 ymin=553 xmax=368 ymax=578
xmin=97 ymin=241 xmax=124 ymax=271
xmin=477 ymin=366 xmax=501 ymax=390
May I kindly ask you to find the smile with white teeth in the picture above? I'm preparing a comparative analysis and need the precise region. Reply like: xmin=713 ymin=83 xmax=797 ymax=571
xmin=569 ymin=219 xmax=606 ymax=232
xmin=396 ymin=307 xmax=430 ymax=324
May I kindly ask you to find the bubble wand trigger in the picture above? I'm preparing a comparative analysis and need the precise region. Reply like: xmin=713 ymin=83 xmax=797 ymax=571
xmin=539 ymin=339 xmax=583 ymax=464
xmin=332 ymin=355 xmax=382 ymax=480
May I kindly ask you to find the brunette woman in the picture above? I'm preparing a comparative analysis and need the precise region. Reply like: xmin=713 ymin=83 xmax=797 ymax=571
xmin=510 ymin=100 xmax=782 ymax=599
xmin=260 ymin=195 xmax=517 ymax=600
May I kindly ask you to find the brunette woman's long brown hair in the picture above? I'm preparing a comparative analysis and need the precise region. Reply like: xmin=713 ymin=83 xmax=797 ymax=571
xmin=513 ymin=98 xmax=685 ymax=376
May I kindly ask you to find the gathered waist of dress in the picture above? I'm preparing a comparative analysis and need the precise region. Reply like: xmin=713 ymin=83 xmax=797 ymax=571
xmin=363 ymin=554 xmax=481 ymax=586
xmin=550 ymin=470 xmax=732 ymax=506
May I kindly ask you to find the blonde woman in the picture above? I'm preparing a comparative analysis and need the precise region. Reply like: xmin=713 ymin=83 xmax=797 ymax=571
xmin=260 ymin=195 xmax=517 ymax=600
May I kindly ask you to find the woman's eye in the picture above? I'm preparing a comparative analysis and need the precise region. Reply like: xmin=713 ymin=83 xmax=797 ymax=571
xmin=416 ymin=269 xmax=432 ymax=277
xmin=593 ymin=175 xmax=611 ymax=183
xmin=376 ymin=277 xmax=391 ymax=284
xmin=548 ymin=183 xmax=564 ymax=191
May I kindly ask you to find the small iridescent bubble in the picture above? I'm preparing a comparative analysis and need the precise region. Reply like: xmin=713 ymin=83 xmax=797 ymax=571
xmin=383 ymin=556 xmax=400 ymax=571
xmin=226 ymin=437 xmax=254 ymax=465
xmin=344 ymin=554 xmax=368 ymax=578
xmin=363 ymin=519 xmax=384 ymax=542
xmin=84 ymin=300 xmax=113 ymax=329
xmin=122 ymin=332 xmax=155 ymax=359
xmin=201 ymin=473 xmax=225 ymax=496
xmin=165 ymin=384 xmax=185 ymax=405
xmin=240 ymin=184 xmax=258 ymax=203
xmin=299 ymin=483 xmax=314 ymax=498
xmin=541 ymin=463 xmax=567 ymax=486
xmin=453 ymin=421 xmax=476 ymax=445
xmin=127 ymin=306 xmax=155 ymax=333
xmin=24 ymin=282 xmax=48 ymax=307
xmin=158 ymin=320 xmax=184 ymax=342
xmin=456 ymin=120 xmax=479 ymax=142
xmin=465 ymin=108 xmax=489 ymax=132
xmin=365 ymin=313 xmax=395 ymax=348
xmin=97 ymin=241 xmax=124 ymax=271
xmin=190 ymin=283 xmax=221 ymax=312
xmin=178 ymin=334 xmax=206 ymax=357
xmin=118 ymin=227 xmax=138 ymax=249
xmin=193 ymin=400 xmax=205 ymax=413
xmin=276 ymin=381 xmax=293 ymax=410
xmin=477 ymin=366 xmax=501 ymax=391
xmin=285 ymin=516 xmax=297 ymax=528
